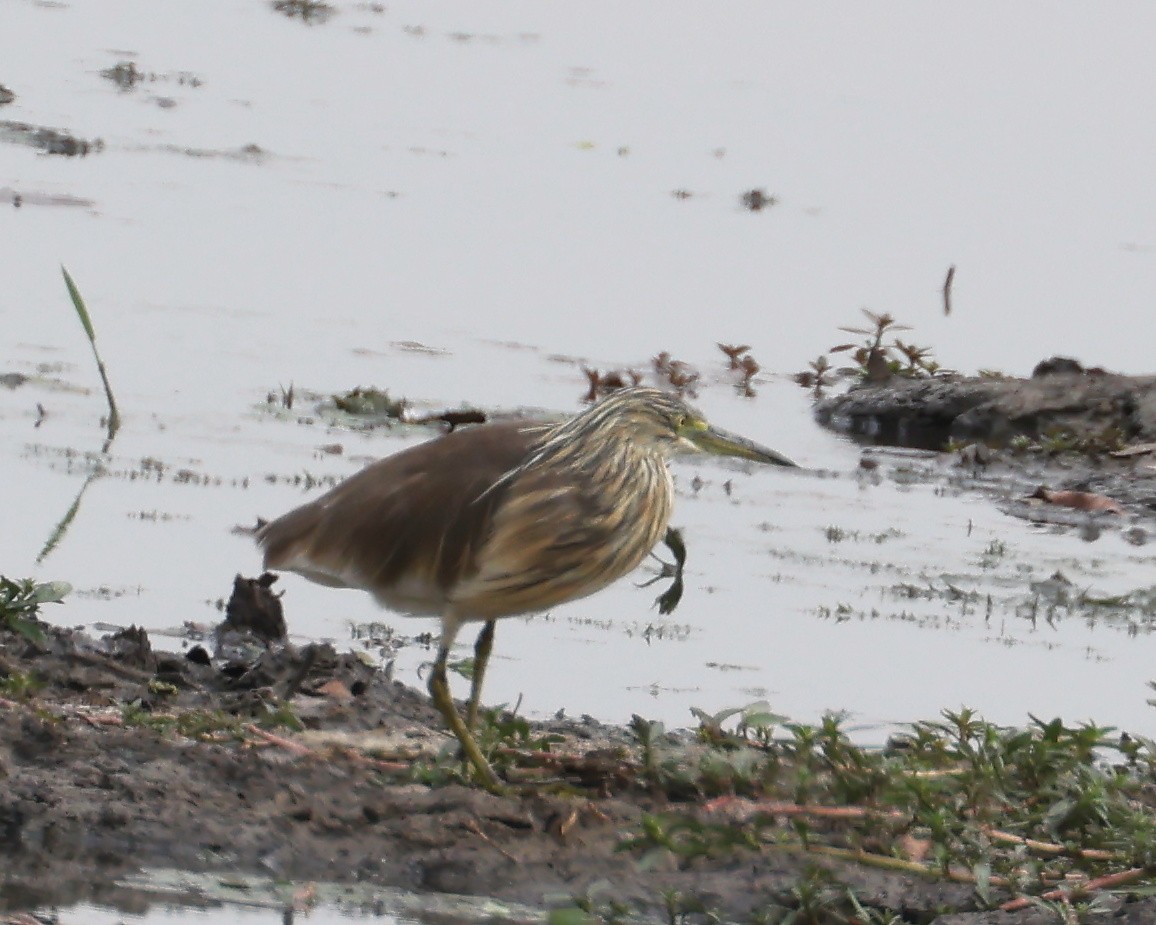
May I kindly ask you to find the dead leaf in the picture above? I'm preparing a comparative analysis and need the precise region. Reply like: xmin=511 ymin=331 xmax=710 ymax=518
xmin=1031 ymin=487 xmax=1125 ymax=514
xmin=900 ymin=834 xmax=932 ymax=863
xmin=1111 ymin=442 xmax=1156 ymax=458
xmin=316 ymin=679 xmax=353 ymax=700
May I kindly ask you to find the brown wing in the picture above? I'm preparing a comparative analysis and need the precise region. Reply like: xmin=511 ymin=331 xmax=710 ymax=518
xmin=451 ymin=452 xmax=674 ymax=619
xmin=257 ymin=421 xmax=540 ymax=615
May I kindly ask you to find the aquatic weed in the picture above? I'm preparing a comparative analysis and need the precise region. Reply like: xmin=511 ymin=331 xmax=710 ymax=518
xmin=61 ymin=265 xmax=120 ymax=441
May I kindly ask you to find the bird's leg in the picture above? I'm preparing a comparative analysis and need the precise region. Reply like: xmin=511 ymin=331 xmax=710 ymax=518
xmin=427 ymin=643 xmax=504 ymax=794
xmin=466 ymin=620 xmax=496 ymax=731
xmin=652 ymin=527 xmax=686 ymax=615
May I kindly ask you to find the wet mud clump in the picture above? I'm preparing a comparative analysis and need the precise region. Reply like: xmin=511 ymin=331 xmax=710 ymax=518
xmin=815 ymin=360 xmax=1156 ymax=453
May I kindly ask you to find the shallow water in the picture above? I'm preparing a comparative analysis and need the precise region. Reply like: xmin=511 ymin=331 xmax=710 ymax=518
xmin=26 ymin=869 xmax=542 ymax=925
xmin=4 ymin=1 xmax=1156 ymax=748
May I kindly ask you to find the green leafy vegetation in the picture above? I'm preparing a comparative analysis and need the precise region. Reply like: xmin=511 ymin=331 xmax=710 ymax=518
xmin=0 ymin=669 xmax=45 ymax=700
xmin=121 ymin=700 xmax=302 ymax=739
xmin=798 ymin=309 xmax=942 ymax=397
xmin=411 ymin=702 xmax=567 ymax=788
xmin=615 ymin=705 xmax=1156 ymax=914
xmin=1000 ymin=425 xmax=1128 ymax=456
xmin=0 ymin=576 xmax=70 ymax=645
xmin=61 ymin=265 xmax=120 ymax=441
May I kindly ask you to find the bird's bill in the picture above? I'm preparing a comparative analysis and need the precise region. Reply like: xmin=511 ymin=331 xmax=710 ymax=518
xmin=689 ymin=424 xmax=797 ymax=467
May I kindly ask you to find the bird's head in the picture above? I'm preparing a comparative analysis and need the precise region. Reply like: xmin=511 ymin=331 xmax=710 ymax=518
xmin=571 ymin=387 xmax=797 ymax=467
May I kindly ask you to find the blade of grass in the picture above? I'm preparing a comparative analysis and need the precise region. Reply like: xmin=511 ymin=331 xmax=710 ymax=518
xmin=37 ymin=471 xmax=98 ymax=564
xmin=61 ymin=265 xmax=120 ymax=440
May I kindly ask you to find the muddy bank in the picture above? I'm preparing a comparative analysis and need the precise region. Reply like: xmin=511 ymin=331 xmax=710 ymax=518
xmin=815 ymin=363 xmax=1156 ymax=452
xmin=815 ymin=363 xmax=1156 ymax=525
xmin=2 ymin=608 xmax=1156 ymax=924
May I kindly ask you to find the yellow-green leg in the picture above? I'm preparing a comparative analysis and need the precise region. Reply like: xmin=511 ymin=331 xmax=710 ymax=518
xmin=466 ymin=620 xmax=496 ymax=731
xmin=428 ymin=643 xmax=504 ymax=794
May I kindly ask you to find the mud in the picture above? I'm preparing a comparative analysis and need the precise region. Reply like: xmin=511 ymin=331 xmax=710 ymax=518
xmin=2 ymin=609 xmax=1156 ymax=924
xmin=815 ymin=363 xmax=1156 ymax=452
xmin=817 ymin=363 xmax=1156 ymax=530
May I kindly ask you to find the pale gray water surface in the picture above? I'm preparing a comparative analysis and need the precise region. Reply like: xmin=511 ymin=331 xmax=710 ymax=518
xmin=35 ymin=870 xmax=542 ymax=925
xmin=3 ymin=3 xmax=1156 ymax=740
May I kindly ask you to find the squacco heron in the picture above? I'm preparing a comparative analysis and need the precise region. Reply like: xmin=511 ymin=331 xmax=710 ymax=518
xmin=257 ymin=387 xmax=795 ymax=790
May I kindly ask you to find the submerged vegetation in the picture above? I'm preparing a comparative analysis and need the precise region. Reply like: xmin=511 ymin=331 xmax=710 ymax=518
xmin=270 ymin=0 xmax=336 ymax=24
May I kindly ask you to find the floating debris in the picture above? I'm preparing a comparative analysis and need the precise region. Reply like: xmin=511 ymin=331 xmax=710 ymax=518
xmin=407 ymin=408 xmax=488 ymax=432
xmin=942 ymin=264 xmax=956 ymax=315
xmin=1030 ymin=486 xmax=1125 ymax=515
xmin=582 ymin=367 xmax=642 ymax=402
xmin=0 ymin=120 xmax=103 ymax=156
xmin=652 ymin=352 xmax=699 ymax=396
xmin=156 ymin=142 xmax=267 ymax=163
xmin=100 ymin=60 xmax=204 ymax=92
xmin=0 ymin=186 xmax=94 ymax=209
xmin=272 ymin=0 xmax=336 ymax=23
xmin=332 ymin=386 xmax=407 ymax=419
xmin=740 ymin=188 xmax=777 ymax=211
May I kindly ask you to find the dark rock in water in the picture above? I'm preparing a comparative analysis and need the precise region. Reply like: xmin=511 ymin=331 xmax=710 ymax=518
xmin=816 ymin=369 xmax=1156 ymax=451
xmin=1032 ymin=356 xmax=1085 ymax=378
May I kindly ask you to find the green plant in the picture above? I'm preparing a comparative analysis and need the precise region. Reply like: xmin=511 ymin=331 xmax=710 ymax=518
xmin=618 ymin=703 xmax=1156 ymax=908
xmin=0 ymin=670 xmax=45 ymax=700
xmin=0 ymin=576 xmax=70 ymax=644
xmin=62 ymin=265 xmax=120 ymax=440
xmin=794 ymin=355 xmax=835 ymax=398
xmin=829 ymin=309 xmax=941 ymax=381
xmin=466 ymin=705 xmax=564 ymax=774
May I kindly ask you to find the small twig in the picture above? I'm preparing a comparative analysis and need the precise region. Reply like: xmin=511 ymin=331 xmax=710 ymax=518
xmin=702 ymin=795 xmax=906 ymax=823
xmin=67 ymin=650 xmax=156 ymax=683
xmin=246 ymin=724 xmax=412 ymax=773
xmin=494 ymin=747 xmax=568 ymax=769
xmin=244 ymin=723 xmax=313 ymax=756
xmin=999 ymin=865 xmax=1156 ymax=912
xmin=501 ymin=766 xmax=562 ymax=785
xmin=984 ymin=827 xmax=1117 ymax=862
xmin=79 ymin=711 xmax=124 ymax=727
xmin=769 ymin=841 xmax=1011 ymax=886
xmin=463 ymin=818 xmax=519 ymax=863
xmin=337 ymin=746 xmax=409 ymax=774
